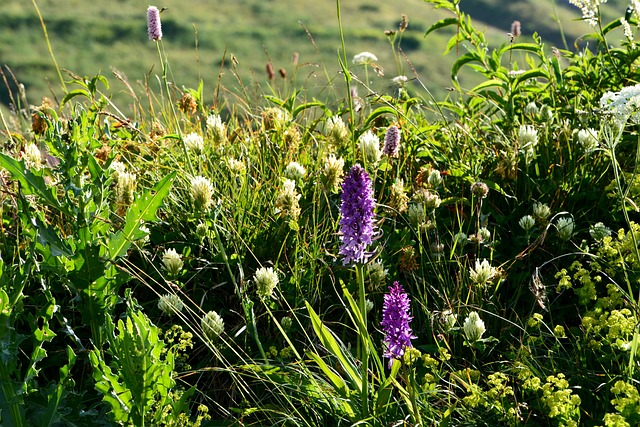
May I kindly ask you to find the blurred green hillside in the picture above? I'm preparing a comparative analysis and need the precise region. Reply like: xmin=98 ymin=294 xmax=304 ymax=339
xmin=0 ymin=0 xmax=630 ymax=110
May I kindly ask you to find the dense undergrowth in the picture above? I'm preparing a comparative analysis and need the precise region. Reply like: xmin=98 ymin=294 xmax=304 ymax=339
xmin=3 ymin=0 xmax=640 ymax=425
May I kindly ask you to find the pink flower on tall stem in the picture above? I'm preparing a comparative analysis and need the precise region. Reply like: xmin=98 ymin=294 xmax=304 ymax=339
xmin=147 ymin=6 xmax=163 ymax=41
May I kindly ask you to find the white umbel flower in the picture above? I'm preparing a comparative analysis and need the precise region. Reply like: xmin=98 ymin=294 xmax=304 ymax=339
xmin=353 ymin=52 xmax=378 ymax=65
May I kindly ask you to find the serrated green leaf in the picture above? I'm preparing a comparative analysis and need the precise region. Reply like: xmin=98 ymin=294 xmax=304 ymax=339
xmin=108 ymin=171 xmax=176 ymax=260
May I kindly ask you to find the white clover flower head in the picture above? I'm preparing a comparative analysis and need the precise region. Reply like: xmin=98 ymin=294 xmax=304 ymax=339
xmin=157 ymin=293 xmax=184 ymax=315
xmin=478 ymin=227 xmax=491 ymax=242
xmin=463 ymin=311 xmax=486 ymax=342
xmin=23 ymin=142 xmax=43 ymax=170
xmin=116 ymin=171 xmax=137 ymax=206
xmin=422 ymin=191 xmax=441 ymax=210
xmin=519 ymin=215 xmax=536 ymax=232
xmin=365 ymin=299 xmax=374 ymax=312
xmin=442 ymin=310 xmax=457 ymax=331
xmin=471 ymin=181 xmax=489 ymax=198
xmin=284 ymin=161 xmax=306 ymax=182
xmin=524 ymin=101 xmax=539 ymax=116
xmin=201 ymin=310 xmax=225 ymax=340
xmin=408 ymin=203 xmax=427 ymax=229
xmin=427 ymin=169 xmax=442 ymax=188
xmin=556 ymin=217 xmax=575 ymax=241
xmin=109 ymin=160 xmax=127 ymax=181
xmin=532 ymin=202 xmax=551 ymax=221
xmin=518 ymin=125 xmax=539 ymax=146
xmin=206 ymin=114 xmax=226 ymax=143
xmin=453 ymin=232 xmax=468 ymax=248
xmin=323 ymin=154 xmax=345 ymax=192
xmin=576 ymin=128 xmax=599 ymax=151
xmin=359 ymin=130 xmax=381 ymax=163
xmin=191 ymin=175 xmax=214 ymax=211
xmin=469 ymin=259 xmax=497 ymax=286
xmin=275 ymin=179 xmax=301 ymax=219
xmin=353 ymin=51 xmax=378 ymax=65
xmin=254 ymin=266 xmax=279 ymax=300
xmin=195 ymin=222 xmax=209 ymax=240
xmin=227 ymin=158 xmax=246 ymax=175
xmin=326 ymin=116 xmax=349 ymax=143
xmin=589 ymin=222 xmax=611 ymax=241
xmin=162 ymin=248 xmax=184 ymax=276
xmin=184 ymin=132 xmax=205 ymax=154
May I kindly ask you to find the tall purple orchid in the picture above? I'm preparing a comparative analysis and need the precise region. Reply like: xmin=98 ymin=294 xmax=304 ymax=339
xmin=381 ymin=281 xmax=416 ymax=367
xmin=339 ymin=164 xmax=375 ymax=265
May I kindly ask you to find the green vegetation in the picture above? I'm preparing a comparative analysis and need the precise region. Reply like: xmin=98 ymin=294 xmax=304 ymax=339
xmin=4 ymin=0 xmax=640 ymax=425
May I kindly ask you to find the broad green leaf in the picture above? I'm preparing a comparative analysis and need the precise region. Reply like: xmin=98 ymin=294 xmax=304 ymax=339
xmin=108 ymin=171 xmax=176 ymax=260
xmin=451 ymin=52 xmax=483 ymax=79
xmin=0 ymin=153 xmax=66 ymax=214
xmin=363 ymin=106 xmax=397 ymax=129
xmin=306 ymin=351 xmax=350 ymax=397
xmin=306 ymin=302 xmax=362 ymax=393
xmin=424 ymin=17 xmax=458 ymax=38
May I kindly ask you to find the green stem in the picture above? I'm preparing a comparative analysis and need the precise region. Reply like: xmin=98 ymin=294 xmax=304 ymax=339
xmin=0 ymin=361 xmax=25 ymax=427
xmin=356 ymin=264 xmax=369 ymax=419
xmin=32 ymin=0 xmax=66 ymax=94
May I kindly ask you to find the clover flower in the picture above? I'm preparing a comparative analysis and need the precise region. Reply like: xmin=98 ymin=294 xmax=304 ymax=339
xmin=519 ymin=215 xmax=536 ymax=232
xmin=201 ymin=310 xmax=224 ymax=340
xmin=427 ymin=169 xmax=442 ymax=188
xmin=254 ymin=266 xmax=279 ymax=300
xmin=275 ymin=179 xmax=301 ymax=220
xmin=383 ymin=125 xmax=400 ymax=157
xmin=353 ymin=52 xmax=378 ymax=65
xmin=576 ymin=128 xmax=599 ymax=151
xmin=469 ymin=259 xmax=497 ymax=286
xmin=381 ymin=281 xmax=416 ymax=367
xmin=389 ymin=178 xmax=409 ymax=213
xmin=339 ymin=165 xmax=376 ymax=265
xmin=556 ymin=217 xmax=575 ymax=241
xmin=326 ymin=116 xmax=349 ymax=145
xmin=158 ymin=293 xmax=184 ymax=315
xmin=284 ymin=161 xmax=306 ymax=182
xmin=589 ymin=222 xmax=611 ymax=241
xmin=463 ymin=311 xmax=486 ymax=342
xmin=359 ymin=130 xmax=381 ymax=164
xmin=391 ymin=75 xmax=408 ymax=86
xmin=191 ymin=175 xmax=214 ymax=211
xmin=184 ymin=132 xmax=204 ymax=154
xmin=471 ymin=182 xmax=489 ymax=199
xmin=533 ymin=202 xmax=551 ymax=222
xmin=518 ymin=125 xmax=539 ymax=160
xmin=206 ymin=114 xmax=227 ymax=144
xmin=162 ymin=248 xmax=183 ymax=276
xmin=322 ymin=154 xmax=345 ymax=193
xmin=147 ymin=6 xmax=163 ymax=41
xmin=22 ymin=142 xmax=43 ymax=170
xmin=116 ymin=171 xmax=137 ymax=207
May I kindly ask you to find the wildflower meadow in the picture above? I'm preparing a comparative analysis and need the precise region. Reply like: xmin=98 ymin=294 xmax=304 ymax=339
xmin=4 ymin=0 xmax=640 ymax=425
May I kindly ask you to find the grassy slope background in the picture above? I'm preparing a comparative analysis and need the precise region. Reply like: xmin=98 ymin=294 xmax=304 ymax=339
xmin=0 ymin=0 xmax=629 ymax=111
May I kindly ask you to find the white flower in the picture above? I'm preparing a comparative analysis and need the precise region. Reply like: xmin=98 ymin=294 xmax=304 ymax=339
xmin=519 ymin=215 xmax=536 ymax=232
xmin=191 ymin=175 xmax=214 ymax=211
xmin=227 ymin=158 xmax=246 ymax=175
xmin=183 ymin=132 xmax=204 ymax=154
xmin=162 ymin=248 xmax=183 ymax=276
xmin=532 ymin=202 xmax=551 ymax=221
xmin=284 ymin=161 xmax=306 ymax=182
xmin=469 ymin=259 xmax=497 ymax=286
xmin=206 ymin=114 xmax=226 ymax=143
xmin=568 ymin=0 xmax=606 ymax=27
xmin=427 ymin=169 xmax=442 ymax=188
xmin=453 ymin=232 xmax=468 ymax=248
xmin=201 ymin=311 xmax=225 ymax=340
xmin=518 ymin=125 xmax=538 ymax=146
xmin=463 ymin=311 xmax=486 ymax=342
xmin=576 ymin=128 xmax=599 ymax=151
xmin=442 ymin=310 xmax=457 ymax=331
xmin=275 ymin=179 xmax=301 ymax=219
xmin=478 ymin=227 xmax=491 ymax=242
xmin=23 ymin=143 xmax=42 ymax=169
xmin=158 ymin=293 xmax=184 ymax=315
xmin=326 ymin=116 xmax=349 ymax=144
xmin=408 ymin=203 xmax=427 ymax=229
xmin=116 ymin=171 xmax=137 ymax=206
xmin=524 ymin=101 xmax=539 ymax=116
xmin=556 ymin=217 xmax=575 ymax=241
xmin=589 ymin=222 xmax=611 ymax=241
xmin=353 ymin=52 xmax=378 ymax=65
xmin=391 ymin=75 xmax=408 ymax=86
xmin=323 ymin=154 xmax=345 ymax=192
xmin=600 ymin=84 xmax=640 ymax=125
xmin=254 ymin=267 xmax=279 ymax=300
xmin=359 ymin=130 xmax=381 ymax=163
